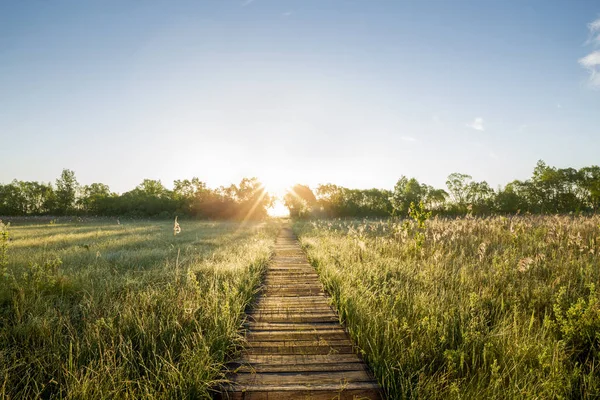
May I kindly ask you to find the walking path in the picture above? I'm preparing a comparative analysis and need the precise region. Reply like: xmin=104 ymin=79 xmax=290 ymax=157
xmin=222 ymin=227 xmax=381 ymax=399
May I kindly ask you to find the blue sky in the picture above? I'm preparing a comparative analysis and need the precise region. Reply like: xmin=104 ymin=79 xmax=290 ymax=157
xmin=1 ymin=0 xmax=599 ymax=194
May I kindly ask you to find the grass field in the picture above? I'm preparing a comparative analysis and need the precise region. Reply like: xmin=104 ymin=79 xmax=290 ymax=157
xmin=0 ymin=218 xmax=279 ymax=399
xmin=2 ymin=215 xmax=599 ymax=399
xmin=295 ymin=216 xmax=600 ymax=399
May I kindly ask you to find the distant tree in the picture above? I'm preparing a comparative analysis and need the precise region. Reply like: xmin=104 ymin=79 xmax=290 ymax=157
xmin=0 ymin=182 xmax=26 ymax=215
xmin=466 ymin=180 xmax=494 ymax=214
xmin=173 ymin=178 xmax=208 ymax=215
xmin=316 ymin=184 xmax=344 ymax=217
xmin=136 ymin=179 xmax=168 ymax=197
xmin=579 ymin=166 xmax=600 ymax=211
xmin=359 ymin=188 xmax=393 ymax=217
xmin=3 ymin=160 xmax=600 ymax=219
xmin=284 ymin=184 xmax=317 ymax=218
xmin=446 ymin=173 xmax=472 ymax=208
xmin=54 ymin=169 xmax=79 ymax=215
xmin=391 ymin=176 xmax=425 ymax=216
xmin=529 ymin=161 xmax=585 ymax=213
xmin=234 ymin=177 xmax=273 ymax=220
xmin=423 ymin=187 xmax=448 ymax=211
xmin=495 ymin=180 xmax=528 ymax=214
xmin=79 ymin=183 xmax=113 ymax=215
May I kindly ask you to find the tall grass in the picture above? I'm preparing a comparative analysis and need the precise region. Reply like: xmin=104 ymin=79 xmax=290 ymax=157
xmin=295 ymin=216 xmax=600 ymax=399
xmin=0 ymin=219 xmax=279 ymax=398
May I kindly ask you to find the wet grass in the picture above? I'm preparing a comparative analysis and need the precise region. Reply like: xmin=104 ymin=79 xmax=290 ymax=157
xmin=295 ymin=216 xmax=600 ymax=399
xmin=0 ymin=218 xmax=280 ymax=399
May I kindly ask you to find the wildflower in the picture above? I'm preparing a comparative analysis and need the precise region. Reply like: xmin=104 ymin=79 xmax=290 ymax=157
xmin=518 ymin=257 xmax=533 ymax=273
xmin=174 ymin=216 xmax=181 ymax=236
xmin=478 ymin=242 xmax=487 ymax=262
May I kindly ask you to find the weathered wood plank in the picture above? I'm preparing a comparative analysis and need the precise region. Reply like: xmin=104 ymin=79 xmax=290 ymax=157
xmin=246 ymin=330 xmax=348 ymax=341
xmin=244 ymin=322 xmax=344 ymax=331
xmin=238 ymin=354 xmax=362 ymax=364
xmin=232 ymin=371 xmax=373 ymax=385
xmin=229 ymin=362 xmax=368 ymax=373
xmin=245 ymin=344 xmax=355 ymax=355
xmin=248 ymin=315 xmax=339 ymax=323
xmin=219 ymin=383 xmax=381 ymax=400
xmin=221 ymin=227 xmax=381 ymax=399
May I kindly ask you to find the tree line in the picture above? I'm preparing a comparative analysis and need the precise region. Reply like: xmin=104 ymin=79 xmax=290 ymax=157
xmin=0 ymin=170 xmax=273 ymax=219
xmin=284 ymin=160 xmax=600 ymax=218
xmin=2 ymin=160 xmax=599 ymax=219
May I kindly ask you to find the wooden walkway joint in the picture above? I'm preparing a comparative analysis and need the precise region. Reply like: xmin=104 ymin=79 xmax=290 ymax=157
xmin=221 ymin=227 xmax=381 ymax=399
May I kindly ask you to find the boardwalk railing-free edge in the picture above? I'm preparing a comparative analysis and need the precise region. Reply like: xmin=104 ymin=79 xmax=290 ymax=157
xmin=219 ymin=227 xmax=382 ymax=399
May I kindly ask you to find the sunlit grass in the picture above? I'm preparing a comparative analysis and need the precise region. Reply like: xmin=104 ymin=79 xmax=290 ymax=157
xmin=0 ymin=219 xmax=280 ymax=398
xmin=295 ymin=216 xmax=600 ymax=399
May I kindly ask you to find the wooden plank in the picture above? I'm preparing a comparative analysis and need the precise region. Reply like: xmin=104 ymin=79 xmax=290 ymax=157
xmin=244 ymin=322 xmax=344 ymax=331
xmin=245 ymin=345 xmax=354 ymax=355
xmin=247 ymin=339 xmax=353 ymax=348
xmin=219 ymin=383 xmax=381 ymax=400
xmin=246 ymin=330 xmax=348 ymax=341
xmin=251 ymin=307 xmax=335 ymax=314
xmin=248 ymin=316 xmax=339 ymax=324
xmin=232 ymin=371 xmax=373 ymax=385
xmin=220 ymin=227 xmax=381 ymax=399
xmin=229 ymin=362 xmax=368 ymax=373
xmin=238 ymin=354 xmax=362 ymax=365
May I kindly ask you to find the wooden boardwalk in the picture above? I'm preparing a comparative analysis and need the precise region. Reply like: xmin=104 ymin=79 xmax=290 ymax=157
xmin=221 ymin=227 xmax=381 ymax=399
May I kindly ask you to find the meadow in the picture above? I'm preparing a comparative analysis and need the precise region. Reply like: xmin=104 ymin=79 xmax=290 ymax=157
xmin=0 ymin=218 xmax=279 ymax=399
xmin=1 ymin=215 xmax=599 ymax=399
xmin=295 ymin=215 xmax=600 ymax=399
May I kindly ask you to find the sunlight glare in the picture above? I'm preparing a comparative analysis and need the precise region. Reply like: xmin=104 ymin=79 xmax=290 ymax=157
xmin=261 ymin=175 xmax=291 ymax=217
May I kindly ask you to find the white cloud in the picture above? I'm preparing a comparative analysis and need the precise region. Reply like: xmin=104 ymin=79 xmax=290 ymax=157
xmin=580 ymin=50 xmax=600 ymax=68
xmin=587 ymin=18 xmax=600 ymax=44
xmin=580 ymin=18 xmax=600 ymax=88
xmin=241 ymin=0 xmax=254 ymax=6
xmin=489 ymin=152 xmax=499 ymax=160
xmin=467 ymin=117 xmax=485 ymax=131
xmin=579 ymin=51 xmax=600 ymax=88
xmin=401 ymin=136 xmax=417 ymax=142
xmin=282 ymin=11 xmax=292 ymax=17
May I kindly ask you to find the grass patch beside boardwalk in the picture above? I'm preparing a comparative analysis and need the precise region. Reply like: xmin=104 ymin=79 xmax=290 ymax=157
xmin=0 ymin=219 xmax=279 ymax=398
xmin=295 ymin=216 xmax=600 ymax=399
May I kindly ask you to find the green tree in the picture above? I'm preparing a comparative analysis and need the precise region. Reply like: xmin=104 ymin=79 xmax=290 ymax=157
xmin=579 ymin=166 xmax=600 ymax=211
xmin=391 ymin=176 xmax=425 ymax=216
xmin=79 ymin=183 xmax=113 ymax=215
xmin=234 ymin=178 xmax=273 ymax=220
xmin=54 ymin=169 xmax=79 ymax=215
xmin=423 ymin=186 xmax=448 ymax=211
xmin=446 ymin=173 xmax=472 ymax=208
xmin=284 ymin=184 xmax=317 ymax=218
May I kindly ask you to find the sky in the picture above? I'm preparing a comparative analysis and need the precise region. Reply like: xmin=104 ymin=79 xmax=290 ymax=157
xmin=1 ymin=0 xmax=599 ymax=196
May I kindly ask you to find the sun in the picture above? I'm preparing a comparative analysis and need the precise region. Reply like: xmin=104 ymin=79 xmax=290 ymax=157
xmin=260 ymin=175 xmax=291 ymax=217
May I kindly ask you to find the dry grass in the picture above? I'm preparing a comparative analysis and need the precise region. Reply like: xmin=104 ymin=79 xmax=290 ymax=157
xmin=295 ymin=215 xmax=600 ymax=399
xmin=0 ymin=219 xmax=280 ymax=399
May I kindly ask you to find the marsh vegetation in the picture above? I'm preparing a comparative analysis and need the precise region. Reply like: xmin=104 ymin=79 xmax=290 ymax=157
xmin=0 ymin=219 xmax=279 ymax=398
xmin=295 ymin=215 xmax=600 ymax=399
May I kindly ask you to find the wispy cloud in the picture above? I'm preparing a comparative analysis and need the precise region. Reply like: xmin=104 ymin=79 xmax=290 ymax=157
xmin=579 ymin=51 xmax=600 ymax=88
xmin=401 ymin=136 xmax=417 ymax=142
xmin=282 ymin=11 xmax=292 ymax=17
xmin=586 ymin=18 xmax=600 ymax=45
xmin=579 ymin=18 xmax=600 ymax=88
xmin=489 ymin=152 xmax=499 ymax=160
xmin=241 ymin=0 xmax=254 ymax=6
xmin=467 ymin=117 xmax=485 ymax=131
